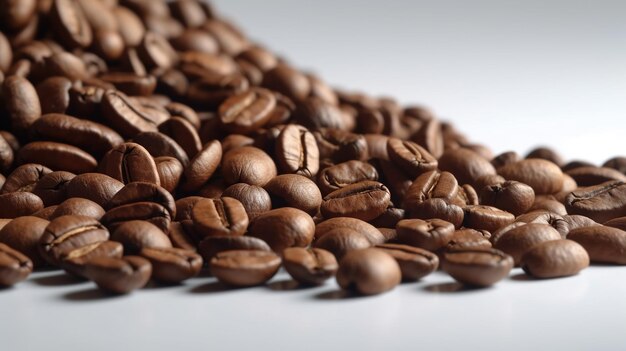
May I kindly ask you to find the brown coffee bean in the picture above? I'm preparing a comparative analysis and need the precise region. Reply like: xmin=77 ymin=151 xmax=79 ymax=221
xmin=336 ymin=248 xmax=401 ymax=295
xmin=283 ymin=247 xmax=338 ymax=285
xmin=158 ymin=116 xmax=202 ymax=158
xmin=174 ymin=196 xmax=204 ymax=221
xmin=396 ymin=218 xmax=455 ymax=252
xmin=376 ymin=243 xmax=439 ymax=281
xmin=565 ymin=181 xmax=626 ymax=223
xmin=210 ymin=250 xmax=281 ymax=287
xmin=315 ymin=217 xmax=385 ymax=245
xmin=2 ymin=70 xmax=41 ymax=135
xmin=292 ymin=97 xmax=347 ymax=131
xmin=478 ymin=180 xmax=535 ymax=216
xmin=317 ymin=160 xmax=378 ymax=196
xmin=113 ymin=6 xmax=145 ymax=47
xmin=567 ymin=226 xmax=626 ymax=264
xmin=275 ymin=124 xmax=319 ymax=177
xmin=0 ymin=133 xmax=13 ymax=172
xmin=39 ymin=215 xmax=109 ymax=266
xmin=36 ymin=77 xmax=72 ymax=115
xmin=180 ymin=140 xmax=222 ymax=192
xmin=520 ymin=240 xmax=589 ymax=278
xmin=99 ymin=142 xmax=160 ymax=185
xmin=463 ymin=205 xmax=515 ymax=233
xmin=111 ymin=220 xmax=172 ymax=254
xmin=529 ymin=198 xmax=567 ymax=216
xmin=85 ymin=255 xmax=152 ymax=294
xmin=100 ymin=90 xmax=162 ymax=138
xmin=412 ymin=118 xmax=444 ymax=159
xmin=321 ymin=181 xmax=390 ymax=221
xmin=247 ymin=207 xmax=315 ymax=253
xmin=368 ymin=206 xmax=404 ymax=228
xmin=493 ymin=223 xmax=562 ymax=265
xmin=405 ymin=198 xmax=465 ymax=229
xmin=446 ymin=228 xmax=492 ymax=251
xmin=218 ymin=88 xmax=276 ymax=134
xmin=65 ymin=173 xmax=124 ymax=207
xmin=0 ymin=216 xmax=49 ymax=267
xmin=198 ymin=235 xmax=271 ymax=262
xmin=313 ymin=227 xmax=372 ymax=260
xmin=497 ymin=159 xmax=564 ymax=195
xmin=222 ymin=183 xmax=272 ymax=219
xmin=403 ymin=170 xmax=459 ymax=212
xmin=1 ymin=164 xmax=52 ymax=194
xmin=31 ymin=171 xmax=75 ymax=206
xmin=264 ymin=174 xmax=322 ymax=216
xmin=387 ymin=138 xmax=438 ymax=178
xmin=442 ymin=248 xmax=513 ymax=287
xmin=132 ymin=131 xmax=189 ymax=166
xmin=221 ymin=146 xmax=277 ymax=186
xmin=17 ymin=141 xmax=97 ymax=174
xmin=0 ymin=192 xmax=44 ymax=218
xmin=563 ymin=215 xmax=598 ymax=231
xmin=0 ymin=32 xmax=11 ymax=72
xmin=61 ymin=240 xmax=123 ymax=277
xmin=155 ymin=156 xmax=183 ymax=193
xmin=566 ymin=166 xmax=626 ymax=187
xmin=261 ymin=64 xmax=310 ymax=102
xmin=102 ymin=202 xmax=172 ymax=233
xmin=51 ymin=198 xmax=105 ymax=219
xmin=140 ymin=247 xmax=202 ymax=284
xmin=49 ymin=0 xmax=92 ymax=48
xmin=0 ymin=243 xmax=33 ymax=286
xmin=314 ymin=129 xmax=368 ymax=163
xmin=438 ymin=148 xmax=496 ymax=188
xmin=107 ymin=182 xmax=175 ymax=218
xmin=603 ymin=156 xmax=626 ymax=175
xmin=186 ymin=73 xmax=249 ymax=108
xmin=191 ymin=197 xmax=249 ymax=238
xmin=604 ymin=216 xmax=626 ymax=231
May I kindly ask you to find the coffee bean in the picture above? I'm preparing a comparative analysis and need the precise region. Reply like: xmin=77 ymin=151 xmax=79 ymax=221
xmin=0 ymin=243 xmax=33 ymax=287
xmin=368 ymin=206 xmax=404 ymax=228
xmin=442 ymin=248 xmax=513 ymax=287
xmin=99 ymin=142 xmax=160 ymax=185
xmin=446 ymin=228 xmax=492 ymax=251
xmin=566 ymin=166 xmax=626 ymax=187
xmin=174 ymin=196 xmax=204 ymax=221
xmin=180 ymin=140 xmax=222 ymax=192
xmin=563 ymin=215 xmax=598 ymax=231
xmin=321 ymin=181 xmax=390 ymax=221
xmin=100 ymin=90 xmax=162 ymax=138
xmin=248 ymin=207 xmax=315 ymax=253
xmin=191 ymin=197 xmax=249 ymax=238
xmin=132 ymin=131 xmax=189 ymax=166
xmin=65 ymin=173 xmax=124 ymax=207
xmin=111 ymin=220 xmax=172 ymax=254
xmin=221 ymin=146 xmax=277 ymax=186
xmin=438 ymin=148 xmax=496 ymax=188
xmin=520 ymin=240 xmax=589 ymax=278
xmin=293 ymin=97 xmax=346 ymax=131
xmin=2 ymin=71 xmax=41 ymax=135
xmin=603 ymin=156 xmax=626 ymax=175
xmin=387 ymin=138 xmax=437 ymax=178
xmin=604 ymin=216 xmax=626 ymax=231
xmin=336 ymin=248 xmax=401 ymax=295
xmin=222 ymin=183 xmax=272 ymax=219
xmin=210 ymin=249 xmax=281 ymax=287
xmin=478 ymin=180 xmax=535 ymax=216
xmin=16 ymin=141 xmax=97 ymax=174
xmin=1 ymin=163 xmax=51 ymax=194
xmin=36 ymin=77 xmax=72 ymax=115
xmin=463 ymin=205 xmax=515 ymax=233
xmin=140 ymin=247 xmax=202 ymax=284
xmin=493 ymin=223 xmax=562 ymax=265
xmin=262 ymin=64 xmax=310 ymax=102
xmin=0 ymin=32 xmax=10 ymax=72
xmin=155 ymin=156 xmax=183 ymax=193
xmin=529 ymin=198 xmax=567 ymax=216
xmin=31 ymin=171 xmax=75 ymax=206
xmin=411 ymin=118 xmax=444 ymax=159
xmin=39 ymin=215 xmax=109 ymax=266
xmin=0 ymin=133 xmax=13 ymax=172
xmin=0 ymin=216 xmax=49 ymax=267
xmin=49 ymin=0 xmax=93 ymax=48
xmin=102 ymin=202 xmax=172 ymax=233
xmin=497 ymin=159 xmax=564 ymax=195
xmin=313 ymin=227 xmax=372 ymax=260
xmin=283 ymin=247 xmax=338 ymax=285
xmin=275 ymin=124 xmax=319 ymax=177
xmin=526 ymin=147 xmax=564 ymax=167
xmin=218 ymin=88 xmax=276 ymax=134
xmin=405 ymin=198 xmax=465 ymax=229
xmin=567 ymin=226 xmax=626 ymax=264
xmin=264 ymin=174 xmax=322 ymax=216
xmin=315 ymin=217 xmax=385 ymax=245
xmin=0 ymin=192 xmax=44 ymax=218
xmin=158 ymin=116 xmax=202 ymax=158
xmin=61 ymin=240 xmax=123 ymax=277
xmin=376 ymin=243 xmax=439 ymax=281
xmin=396 ymin=218 xmax=455 ymax=251
xmin=106 ymin=182 xmax=175 ymax=218
xmin=85 ymin=255 xmax=152 ymax=294
xmin=317 ymin=160 xmax=378 ymax=196
xmin=51 ymin=198 xmax=105 ymax=219
xmin=314 ymin=129 xmax=368 ymax=163
xmin=198 ymin=235 xmax=271 ymax=262
xmin=403 ymin=170 xmax=459 ymax=212
xmin=565 ymin=181 xmax=626 ymax=223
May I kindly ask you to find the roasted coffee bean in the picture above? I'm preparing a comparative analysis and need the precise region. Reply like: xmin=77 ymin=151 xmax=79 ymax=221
xmin=36 ymin=77 xmax=72 ymax=115
xmin=463 ymin=205 xmax=515 ymax=233
xmin=261 ymin=64 xmax=310 ymax=102
xmin=17 ymin=141 xmax=97 ymax=174
xmin=51 ymin=198 xmax=105 ymax=219
xmin=0 ymin=32 xmax=10 ymax=72
xmin=396 ymin=218 xmax=455 ymax=252
xmin=174 ymin=196 xmax=204 ymax=221
xmin=438 ymin=148 xmax=496 ymax=188
xmin=264 ymin=174 xmax=322 ymax=216
xmin=1 ymin=163 xmax=51 ymax=193
xmin=368 ymin=206 xmax=404 ymax=228
xmin=221 ymin=146 xmax=276 ymax=186
xmin=132 ymin=131 xmax=189 ymax=166
xmin=0 ymin=133 xmax=13 ymax=172
xmin=387 ymin=138 xmax=437 ymax=178
xmin=218 ymin=88 xmax=276 ymax=134
xmin=2 ymin=75 xmax=41 ymax=134
xmin=102 ymin=202 xmax=171 ymax=233
xmin=321 ymin=181 xmax=390 ymax=221
xmin=0 ymin=216 xmax=49 ymax=267
xmin=283 ymin=247 xmax=338 ymax=285
xmin=61 ymin=240 xmax=123 ymax=277
xmin=49 ymin=0 xmax=93 ymax=48
xmin=198 ymin=235 xmax=271 ymax=262
xmin=520 ymin=240 xmax=589 ymax=278
xmin=565 ymin=181 xmax=626 ymax=223
xmin=85 ymin=256 xmax=152 ymax=294
xmin=479 ymin=180 xmax=535 ymax=216
xmin=65 ymin=173 xmax=124 ymax=207
xmin=220 ymin=134 xmax=254 ymax=153
xmin=155 ymin=156 xmax=183 ymax=193
xmin=293 ymin=97 xmax=346 ymax=130
xmin=248 ymin=207 xmax=315 ymax=253
xmin=529 ymin=198 xmax=567 ymax=216
xmin=442 ymin=248 xmax=513 ymax=287
xmin=31 ymin=171 xmax=75 ymax=206
xmin=140 ymin=247 xmax=202 ymax=284
xmin=563 ymin=215 xmax=598 ymax=231
xmin=222 ymin=183 xmax=272 ymax=219
xmin=191 ymin=197 xmax=249 ymax=238
xmin=315 ymin=217 xmax=385 ymax=245
xmin=406 ymin=198 xmax=465 ymax=229
xmin=336 ymin=248 xmax=401 ymax=295
xmin=412 ymin=118 xmax=444 ymax=159
xmin=107 ymin=182 xmax=175 ymax=218
xmin=446 ymin=228 xmax=492 ymax=251
xmin=100 ymin=90 xmax=162 ymax=138
xmin=313 ymin=227 xmax=372 ymax=260
xmin=99 ymin=142 xmax=160 ymax=185
xmin=158 ymin=116 xmax=202 ymax=158
xmin=317 ymin=160 xmax=378 ymax=196
xmin=111 ymin=220 xmax=172 ymax=254
xmin=475 ymin=174 xmax=506 ymax=190
xmin=497 ymin=159 xmax=564 ymax=195
xmin=515 ymin=211 xmax=570 ymax=237
xmin=567 ymin=226 xmax=626 ymax=264
xmin=0 ymin=243 xmax=33 ymax=287
xmin=275 ymin=124 xmax=320 ymax=177
xmin=210 ymin=250 xmax=281 ymax=287
xmin=376 ymin=243 xmax=439 ymax=281
xmin=0 ymin=192 xmax=44 ymax=218
xmin=493 ymin=223 xmax=562 ymax=265
xmin=314 ymin=129 xmax=368 ymax=163
xmin=403 ymin=170 xmax=459 ymax=211
xmin=565 ymin=166 xmax=626 ymax=187
xmin=180 ymin=140 xmax=222 ymax=192
xmin=185 ymin=72 xmax=248 ymax=108
xmin=604 ymin=216 xmax=626 ymax=231
xmin=526 ymin=147 xmax=564 ymax=167
xmin=603 ymin=156 xmax=626 ymax=175
xmin=167 ymin=221 xmax=197 ymax=251
xmin=39 ymin=215 xmax=109 ymax=266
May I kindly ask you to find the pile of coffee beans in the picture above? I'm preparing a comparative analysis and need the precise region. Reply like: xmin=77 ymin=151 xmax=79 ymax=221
xmin=1 ymin=0 xmax=626 ymax=296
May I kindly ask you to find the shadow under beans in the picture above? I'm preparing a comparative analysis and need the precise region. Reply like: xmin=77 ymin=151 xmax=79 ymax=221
xmin=188 ymin=280 xmax=236 ymax=294
xmin=266 ymin=279 xmax=313 ymax=292
xmin=422 ymin=281 xmax=490 ymax=293
xmin=314 ymin=289 xmax=371 ymax=300
xmin=142 ymin=280 xmax=184 ymax=290
xmin=510 ymin=273 xmax=532 ymax=281
xmin=62 ymin=288 xmax=125 ymax=302
xmin=32 ymin=273 xmax=87 ymax=287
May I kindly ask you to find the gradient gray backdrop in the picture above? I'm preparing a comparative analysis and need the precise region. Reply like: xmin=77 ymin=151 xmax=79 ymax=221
xmin=214 ymin=0 xmax=626 ymax=164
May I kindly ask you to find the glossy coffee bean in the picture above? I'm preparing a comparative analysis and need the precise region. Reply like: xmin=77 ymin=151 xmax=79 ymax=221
xmin=31 ymin=171 xmax=75 ymax=206
xmin=497 ymin=159 xmax=564 ymax=195
xmin=283 ymin=247 xmax=338 ymax=285
xmin=275 ymin=124 xmax=319 ymax=177
xmin=17 ymin=141 xmax=97 ymax=174
xmin=99 ymin=142 xmax=160 ymax=185
xmin=221 ymin=146 xmax=277 ymax=187
xmin=520 ymin=240 xmax=589 ymax=278
xmin=313 ymin=227 xmax=372 ymax=260
xmin=0 ymin=192 xmax=44 ymax=218
xmin=1 ymin=163 xmax=51 ymax=194
xmin=248 ymin=207 xmax=315 ymax=252
xmin=85 ymin=256 xmax=152 ymax=294
xmin=2 ymin=75 xmax=41 ymax=134
xmin=210 ymin=250 xmax=281 ymax=287
xmin=0 ymin=243 xmax=33 ymax=287
xmin=218 ymin=88 xmax=276 ymax=134
xmin=39 ymin=215 xmax=109 ymax=266
xmin=321 ymin=181 xmax=391 ymax=221
xmin=0 ymin=216 xmax=49 ymax=267
xmin=479 ymin=180 xmax=535 ymax=216
xmin=387 ymin=138 xmax=437 ymax=178
xmin=336 ymin=248 xmax=401 ymax=295
xmin=314 ymin=129 xmax=368 ymax=163
xmin=405 ymin=198 xmax=465 ymax=229
xmin=198 ymin=235 xmax=271 ymax=262
xmin=493 ymin=223 xmax=562 ymax=265
xmin=191 ymin=197 xmax=249 ymax=238
xmin=111 ymin=220 xmax=172 ymax=254
xmin=603 ymin=156 xmax=626 ymax=175
xmin=563 ymin=215 xmax=598 ymax=231
xmin=140 ymin=247 xmax=202 ymax=284
xmin=566 ymin=166 xmax=626 ymax=187
xmin=315 ymin=217 xmax=385 ymax=245
xmin=101 ymin=202 xmax=172 ymax=233
xmin=132 ymin=131 xmax=189 ymax=166
xmin=155 ymin=156 xmax=183 ymax=193
xmin=376 ymin=243 xmax=439 ymax=281
xmin=178 ymin=139 xmax=222 ymax=192
xmin=61 ymin=240 xmax=124 ymax=278
xmin=446 ymin=229 xmax=493 ymax=251
xmin=264 ymin=174 xmax=322 ymax=215
xmin=49 ymin=0 xmax=93 ymax=48
xmin=438 ymin=148 xmax=496 ymax=188
xmin=463 ymin=205 xmax=515 ymax=233
xmin=317 ymin=160 xmax=378 ymax=196
xmin=565 ymin=181 xmax=626 ymax=223
xmin=567 ymin=226 xmax=626 ymax=264
xmin=604 ymin=216 xmax=626 ymax=231
xmin=403 ymin=170 xmax=459 ymax=210
xmin=100 ymin=90 xmax=161 ymax=138
xmin=65 ymin=173 xmax=124 ymax=207
xmin=222 ymin=183 xmax=272 ymax=219
xmin=51 ymin=198 xmax=105 ymax=219
xmin=395 ymin=218 xmax=455 ymax=252
xmin=442 ymin=248 xmax=513 ymax=287
xmin=106 ymin=182 xmax=175 ymax=218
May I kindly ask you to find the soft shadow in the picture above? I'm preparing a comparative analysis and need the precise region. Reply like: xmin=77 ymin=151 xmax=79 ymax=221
xmin=142 ymin=280 xmax=183 ymax=290
xmin=188 ymin=280 xmax=233 ymax=294
xmin=510 ymin=273 xmax=532 ymax=281
xmin=32 ymin=273 xmax=86 ymax=286
xmin=195 ymin=268 xmax=214 ymax=278
xmin=62 ymin=288 xmax=124 ymax=301
xmin=267 ymin=279 xmax=310 ymax=291
xmin=314 ymin=289 xmax=368 ymax=300
xmin=422 ymin=281 xmax=489 ymax=293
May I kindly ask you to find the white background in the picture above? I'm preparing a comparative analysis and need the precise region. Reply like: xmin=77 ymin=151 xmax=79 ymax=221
xmin=3 ymin=1 xmax=626 ymax=350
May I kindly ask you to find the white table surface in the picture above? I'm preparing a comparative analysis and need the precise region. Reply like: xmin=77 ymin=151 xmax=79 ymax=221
xmin=4 ymin=1 xmax=626 ymax=350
